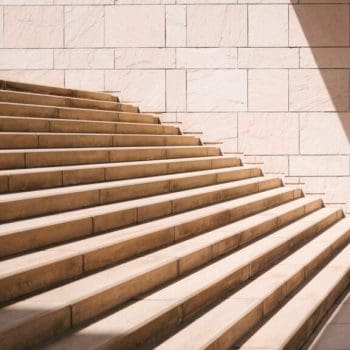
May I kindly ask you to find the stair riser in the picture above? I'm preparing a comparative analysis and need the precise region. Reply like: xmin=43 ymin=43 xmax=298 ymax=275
xmin=0 ymin=117 xmax=179 ymax=135
xmin=2 ymin=79 xmax=119 ymax=102
xmin=284 ymin=275 xmax=350 ymax=350
xmin=0 ymin=180 xmax=285 ymax=260
xmin=0 ymin=183 xmax=292 ymax=303
xmin=0 ymin=168 xmax=261 ymax=222
xmin=0 ymin=147 xmax=221 ymax=170
xmin=0 ymin=91 xmax=138 ymax=113
xmin=0 ymin=103 xmax=158 ymax=124
xmin=0 ymin=206 xmax=337 ymax=350
xmin=0 ymin=158 xmax=239 ymax=193
xmin=0 ymin=134 xmax=200 ymax=149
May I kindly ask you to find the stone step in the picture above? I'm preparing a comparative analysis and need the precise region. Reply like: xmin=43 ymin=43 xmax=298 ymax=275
xmin=1 ymin=79 xmax=119 ymax=102
xmin=0 ymin=195 xmax=319 ymax=304
xmin=0 ymin=132 xmax=201 ymax=149
xmin=238 ymin=225 xmax=350 ymax=350
xmin=0 ymin=184 xmax=293 ymax=260
xmin=0 ymin=102 xmax=159 ymax=124
xmin=0 ymin=166 xmax=261 ymax=222
xmin=0 ymin=207 xmax=340 ymax=350
xmin=155 ymin=217 xmax=349 ymax=350
xmin=0 ymin=146 xmax=221 ymax=170
xmin=0 ymin=156 xmax=240 ymax=193
xmin=0 ymin=116 xmax=179 ymax=135
xmin=0 ymin=90 xmax=138 ymax=113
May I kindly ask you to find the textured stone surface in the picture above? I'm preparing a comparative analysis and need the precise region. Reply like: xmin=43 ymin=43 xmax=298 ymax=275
xmin=187 ymin=70 xmax=247 ymax=112
xmin=0 ymin=70 xmax=64 ymax=86
xmin=105 ymin=70 xmax=165 ymax=112
xmin=65 ymin=70 xmax=104 ymax=91
xmin=166 ymin=6 xmax=186 ymax=47
xmin=187 ymin=5 xmax=247 ymax=47
xmin=238 ymin=113 xmax=299 ymax=155
xmin=248 ymin=70 xmax=288 ymax=111
xmin=65 ymin=6 xmax=104 ymax=48
xmin=238 ymin=48 xmax=298 ymax=69
xmin=115 ymin=49 xmax=175 ymax=69
xmin=166 ymin=70 xmax=186 ymax=112
xmin=300 ymin=113 xmax=350 ymax=155
xmin=177 ymin=48 xmax=237 ymax=68
xmin=290 ymin=5 xmax=349 ymax=47
xmin=289 ymin=69 xmax=349 ymax=112
xmin=55 ymin=49 xmax=114 ymax=69
xmin=105 ymin=6 xmax=165 ymax=47
xmin=249 ymin=5 xmax=288 ymax=47
xmin=0 ymin=50 xmax=53 ymax=69
xmin=301 ymin=48 xmax=350 ymax=68
xmin=3 ymin=6 xmax=63 ymax=48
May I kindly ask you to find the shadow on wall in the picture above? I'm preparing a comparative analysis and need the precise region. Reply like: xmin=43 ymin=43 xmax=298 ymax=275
xmin=291 ymin=4 xmax=350 ymax=144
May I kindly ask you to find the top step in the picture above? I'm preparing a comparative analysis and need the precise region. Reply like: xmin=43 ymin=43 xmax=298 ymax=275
xmin=0 ymin=79 xmax=119 ymax=103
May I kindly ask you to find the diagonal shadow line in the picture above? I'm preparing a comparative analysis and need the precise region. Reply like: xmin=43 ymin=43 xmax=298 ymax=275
xmin=291 ymin=3 xmax=350 ymax=147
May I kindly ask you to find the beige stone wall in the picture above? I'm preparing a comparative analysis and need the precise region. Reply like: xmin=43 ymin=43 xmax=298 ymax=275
xmin=0 ymin=0 xmax=349 ymax=212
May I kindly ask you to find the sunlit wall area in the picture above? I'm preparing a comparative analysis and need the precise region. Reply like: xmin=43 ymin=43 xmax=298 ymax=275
xmin=0 ymin=0 xmax=349 ymax=211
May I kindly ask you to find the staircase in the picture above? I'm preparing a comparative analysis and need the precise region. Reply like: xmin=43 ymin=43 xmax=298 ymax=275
xmin=0 ymin=79 xmax=348 ymax=350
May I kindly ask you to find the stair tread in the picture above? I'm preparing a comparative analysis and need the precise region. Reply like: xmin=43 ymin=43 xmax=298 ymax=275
xmin=0 ymin=155 xmax=236 ymax=175
xmin=1 ymin=79 xmax=119 ymax=102
xmin=0 ymin=166 xmax=256 ymax=202
xmin=0 ymin=207 xmax=337 ymax=334
xmin=0 ymin=196 xmax=319 ymax=280
xmin=0 ymin=89 xmax=135 ymax=111
xmin=0 ymin=178 xmax=287 ymax=237
xmin=155 ymin=218 xmax=350 ymax=350
xmin=239 ymin=229 xmax=350 ymax=349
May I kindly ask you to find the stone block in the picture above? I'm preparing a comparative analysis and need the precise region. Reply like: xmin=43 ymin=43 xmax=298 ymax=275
xmin=115 ymin=48 xmax=175 ymax=69
xmin=187 ymin=5 xmax=247 ymax=47
xmin=166 ymin=5 xmax=186 ymax=47
xmin=177 ymin=48 xmax=237 ymax=69
xmin=54 ymin=49 xmax=114 ymax=69
xmin=105 ymin=5 xmax=165 ymax=47
xmin=4 ymin=6 xmax=63 ymax=48
xmin=65 ymin=70 xmax=104 ymax=91
xmin=289 ymin=69 xmax=349 ymax=112
xmin=65 ymin=6 xmax=104 ymax=47
xmin=238 ymin=113 xmax=299 ymax=155
xmin=248 ymin=69 xmax=288 ymax=111
xmin=187 ymin=69 xmax=247 ymax=112
xmin=166 ymin=70 xmax=186 ymax=112
xmin=248 ymin=5 xmax=288 ymax=47
xmin=0 ymin=49 xmax=53 ymax=69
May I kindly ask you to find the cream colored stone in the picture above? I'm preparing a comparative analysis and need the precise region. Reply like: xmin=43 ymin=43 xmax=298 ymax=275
xmin=105 ymin=6 xmax=165 ymax=47
xmin=238 ymin=113 xmax=299 ymax=155
xmin=300 ymin=113 xmax=350 ymax=154
xmin=187 ymin=5 xmax=247 ymax=47
xmin=166 ymin=5 xmax=186 ymax=47
xmin=238 ymin=48 xmax=298 ymax=68
xmin=55 ymin=0 xmax=112 ymax=3
xmin=54 ymin=49 xmax=114 ymax=69
xmin=0 ymin=49 xmax=53 ymax=69
xmin=290 ymin=156 xmax=349 ymax=177
xmin=1 ymin=0 xmax=53 ymax=3
xmin=0 ymin=70 xmax=64 ymax=86
xmin=289 ymin=69 xmax=349 ymax=112
xmin=177 ymin=113 xmax=237 ymax=141
xmin=166 ymin=70 xmax=186 ymax=112
xmin=105 ymin=70 xmax=165 ymax=112
xmin=177 ymin=48 xmax=237 ymax=69
xmin=249 ymin=69 xmax=288 ymax=112
xmin=4 ymin=6 xmax=63 ymax=48
xmin=290 ymin=5 xmax=349 ymax=47
xmin=249 ymin=5 xmax=288 ymax=47
xmin=65 ymin=70 xmax=104 ymax=91
xmin=115 ymin=48 xmax=175 ymax=69
xmin=187 ymin=69 xmax=247 ymax=112
xmin=242 ymin=155 xmax=288 ymax=175
xmin=65 ymin=6 xmax=104 ymax=47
